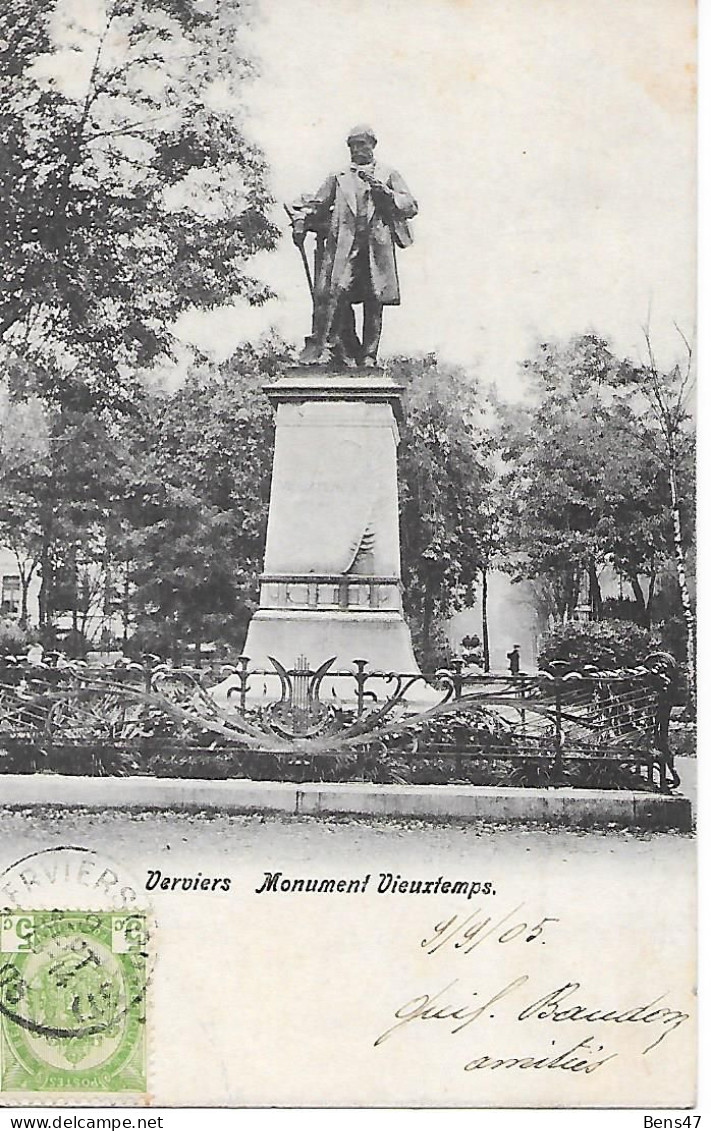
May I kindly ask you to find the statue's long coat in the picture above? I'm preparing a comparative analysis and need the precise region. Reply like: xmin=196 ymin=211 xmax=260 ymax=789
xmin=297 ymin=163 xmax=418 ymax=306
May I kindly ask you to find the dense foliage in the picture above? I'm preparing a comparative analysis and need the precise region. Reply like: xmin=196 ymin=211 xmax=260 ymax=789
xmin=391 ymin=354 xmax=496 ymax=668
xmin=538 ymin=619 xmax=658 ymax=672
xmin=495 ymin=333 xmax=694 ymax=680
xmin=123 ymin=340 xmax=282 ymax=657
xmin=0 ymin=0 xmax=277 ymax=410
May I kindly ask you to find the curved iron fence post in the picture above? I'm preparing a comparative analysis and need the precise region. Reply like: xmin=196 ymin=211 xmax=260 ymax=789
xmin=353 ymin=659 xmax=368 ymax=718
xmin=450 ymin=657 xmax=464 ymax=700
xmin=237 ymin=656 xmax=250 ymax=713
xmin=352 ymin=659 xmax=368 ymax=778
xmin=308 ymin=657 xmax=337 ymax=705
xmin=553 ymin=677 xmax=563 ymax=782
xmin=655 ymin=679 xmax=675 ymax=793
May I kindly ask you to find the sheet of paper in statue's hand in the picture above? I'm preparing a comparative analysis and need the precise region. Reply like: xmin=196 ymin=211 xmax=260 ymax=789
xmin=0 ymin=0 xmax=697 ymax=1112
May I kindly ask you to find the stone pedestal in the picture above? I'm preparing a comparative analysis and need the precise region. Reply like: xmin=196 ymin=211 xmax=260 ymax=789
xmin=242 ymin=370 xmax=420 ymax=675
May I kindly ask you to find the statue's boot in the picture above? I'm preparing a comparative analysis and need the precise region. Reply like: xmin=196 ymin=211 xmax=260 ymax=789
xmin=361 ymin=299 xmax=383 ymax=366
xmin=299 ymin=340 xmax=323 ymax=365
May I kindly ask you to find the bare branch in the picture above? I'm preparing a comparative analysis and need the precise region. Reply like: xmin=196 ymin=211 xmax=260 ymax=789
xmin=85 ymin=111 xmax=179 ymax=145
xmin=672 ymin=320 xmax=696 ymax=413
xmin=673 ymin=320 xmax=694 ymax=361
xmin=640 ymin=323 xmax=668 ymax=426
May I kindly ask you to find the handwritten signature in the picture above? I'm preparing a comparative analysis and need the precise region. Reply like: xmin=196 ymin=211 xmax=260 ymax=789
xmin=374 ymin=975 xmax=529 ymax=1045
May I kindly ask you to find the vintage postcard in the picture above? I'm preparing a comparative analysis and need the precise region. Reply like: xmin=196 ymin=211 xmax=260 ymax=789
xmin=0 ymin=0 xmax=697 ymax=1113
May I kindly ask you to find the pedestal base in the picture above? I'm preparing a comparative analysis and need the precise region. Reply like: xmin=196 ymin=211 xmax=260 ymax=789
xmin=214 ymin=606 xmax=437 ymax=708
xmin=242 ymin=608 xmax=419 ymax=673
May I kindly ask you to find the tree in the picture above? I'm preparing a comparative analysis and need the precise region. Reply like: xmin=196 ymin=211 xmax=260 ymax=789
xmin=616 ymin=327 xmax=696 ymax=698
xmin=497 ymin=336 xmax=619 ymax=622
xmin=0 ymin=394 xmax=132 ymax=642
xmin=389 ymin=354 xmax=495 ymax=669
xmin=497 ymin=333 xmax=685 ymax=628
xmin=1 ymin=0 xmax=278 ymax=410
xmin=0 ymin=396 xmax=47 ymax=623
xmin=123 ymin=338 xmax=285 ymax=658
xmin=598 ymin=412 xmax=670 ymax=623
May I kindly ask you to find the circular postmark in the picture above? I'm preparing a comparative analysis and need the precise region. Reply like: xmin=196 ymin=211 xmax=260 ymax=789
xmin=0 ymin=846 xmax=142 ymax=914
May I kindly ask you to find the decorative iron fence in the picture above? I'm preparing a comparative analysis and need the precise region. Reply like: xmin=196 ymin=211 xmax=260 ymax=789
xmin=0 ymin=651 xmax=679 ymax=792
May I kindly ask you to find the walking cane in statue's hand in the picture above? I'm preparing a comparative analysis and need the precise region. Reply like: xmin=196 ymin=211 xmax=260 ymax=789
xmin=284 ymin=204 xmax=314 ymax=300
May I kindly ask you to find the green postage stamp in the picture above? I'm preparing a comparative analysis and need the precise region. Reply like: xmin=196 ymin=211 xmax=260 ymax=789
xmin=0 ymin=911 xmax=147 ymax=1094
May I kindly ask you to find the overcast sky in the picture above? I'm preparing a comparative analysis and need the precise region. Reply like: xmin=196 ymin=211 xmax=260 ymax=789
xmin=175 ymin=0 xmax=697 ymax=396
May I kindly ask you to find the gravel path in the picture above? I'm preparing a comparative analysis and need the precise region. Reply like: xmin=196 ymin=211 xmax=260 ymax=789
xmin=0 ymin=804 xmax=693 ymax=874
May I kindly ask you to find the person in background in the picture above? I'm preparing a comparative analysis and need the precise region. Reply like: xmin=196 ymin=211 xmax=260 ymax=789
xmin=507 ymin=644 xmax=521 ymax=675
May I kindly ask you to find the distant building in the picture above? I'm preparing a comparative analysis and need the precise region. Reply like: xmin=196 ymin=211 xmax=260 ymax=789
xmin=0 ymin=547 xmax=40 ymax=623
xmin=0 ymin=545 xmax=124 ymax=651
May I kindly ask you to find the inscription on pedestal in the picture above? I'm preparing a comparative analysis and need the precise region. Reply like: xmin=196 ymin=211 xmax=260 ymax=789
xmin=260 ymin=575 xmax=401 ymax=612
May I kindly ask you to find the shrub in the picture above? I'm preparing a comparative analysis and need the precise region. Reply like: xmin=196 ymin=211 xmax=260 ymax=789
xmin=600 ymin=598 xmax=648 ymax=626
xmin=0 ymin=619 xmax=33 ymax=656
xmin=538 ymin=618 xmax=658 ymax=671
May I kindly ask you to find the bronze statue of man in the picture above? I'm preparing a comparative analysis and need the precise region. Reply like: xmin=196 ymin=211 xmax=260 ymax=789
xmin=287 ymin=125 xmax=418 ymax=368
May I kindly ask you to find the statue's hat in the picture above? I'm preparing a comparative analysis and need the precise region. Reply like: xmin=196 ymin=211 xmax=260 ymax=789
xmin=347 ymin=124 xmax=377 ymax=145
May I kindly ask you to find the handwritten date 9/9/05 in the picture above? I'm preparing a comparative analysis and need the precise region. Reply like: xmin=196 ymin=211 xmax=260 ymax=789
xmin=422 ymin=905 xmax=559 ymax=957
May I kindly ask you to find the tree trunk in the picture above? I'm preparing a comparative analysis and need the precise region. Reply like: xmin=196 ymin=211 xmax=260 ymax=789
xmin=102 ymin=539 xmax=112 ymax=652
xmin=481 ymin=567 xmax=490 ymax=672
xmin=37 ymin=484 xmax=56 ymax=638
xmin=38 ymin=532 xmax=53 ymax=633
xmin=647 ymin=562 xmax=656 ymax=621
xmin=71 ymin=548 xmax=79 ymax=634
xmin=19 ymin=579 xmax=29 ymax=627
xmin=629 ymin=575 xmax=650 ymax=626
xmin=630 ymin=574 xmax=645 ymax=608
xmin=563 ymin=569 xmax=581 ymax=622
xmin=667 ymin=457 xmax=695 ymax=702
xmin=555 ymin=577 xmax=570 ymax=623
xmin=628 ymin=574 xmax=651 ymax=628
xmin=422 ymin=581 xmax=434 ymax=666
xmin=14 ymin=556 xmax=37 ymax=628
xmin=588 ymin=560 xmax=602 ymax=620
xmin=123 ymin=559 xmax=131 ymax=643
